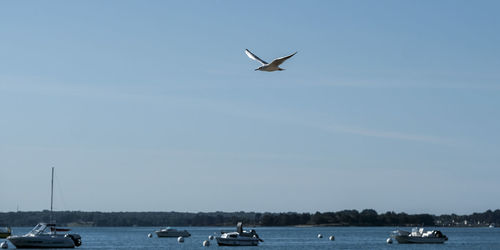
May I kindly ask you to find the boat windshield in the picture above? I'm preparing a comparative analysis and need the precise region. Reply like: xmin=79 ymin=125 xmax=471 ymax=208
xmin=410 ymin=227 xmax=424 ymax=236
xmin=26 ymin=224 xmax=50 ymax=236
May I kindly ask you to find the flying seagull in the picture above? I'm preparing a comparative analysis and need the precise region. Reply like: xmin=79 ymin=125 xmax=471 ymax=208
xmin=245 ymin=49 xmax=297 ymax=72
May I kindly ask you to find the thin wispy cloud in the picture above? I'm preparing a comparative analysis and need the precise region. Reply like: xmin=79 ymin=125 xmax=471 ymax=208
xmin=182 ymin=96 xmax=459 ymax=147
xmin=313 ymin=80 xmax=500 ymax=90
xmin=1 ymin=77 xmax=458 ymax=147
xmin=311 ymin=123 xmax=456 ymax=146
xmin=0 ymin=79 xmax=151 ymax=102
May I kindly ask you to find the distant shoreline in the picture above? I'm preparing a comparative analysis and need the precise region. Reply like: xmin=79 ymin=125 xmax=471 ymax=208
xmin=0 ymin=209 xmax=498 ymax=227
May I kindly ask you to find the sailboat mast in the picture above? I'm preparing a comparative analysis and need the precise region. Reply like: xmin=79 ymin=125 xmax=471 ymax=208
xmin=50 ymin=167 xmax=54 ymax=223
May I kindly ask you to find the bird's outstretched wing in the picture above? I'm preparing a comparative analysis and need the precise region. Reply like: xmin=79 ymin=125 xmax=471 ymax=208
xmin=245 ymin=49 xmax=268 ymax=65
xmin=268 ymin=52 xmax=297 ymax=67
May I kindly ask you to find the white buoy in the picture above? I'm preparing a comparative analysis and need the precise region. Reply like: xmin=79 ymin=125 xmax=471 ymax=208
xmin=178 ymin=236 xmax=184 ymax=243
xmin=317 ymin=234 xmax=323 ymax=238
xmin=208 ymin=235 xmax=215 ymax=240
xmin=148 ymin=233 xmax=153 ymax=238
xmin=386 ymin=238 xmax=393 ymax=244
xmin=203 ymin=240 xmax=210 ymax=246
xmin=329 ymin=235 xmax=335 ymax=241
xmin=0 ymin=241 xmax=8 ymax=249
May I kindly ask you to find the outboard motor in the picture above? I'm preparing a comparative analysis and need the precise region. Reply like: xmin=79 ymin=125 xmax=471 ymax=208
xmin=65 ymin=234 xmax=82 ymax=247
xmin=249 ymin=229 xmax=263 ymax=242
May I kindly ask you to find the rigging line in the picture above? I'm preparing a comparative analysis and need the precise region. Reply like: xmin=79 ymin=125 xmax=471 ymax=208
xmin=54 ymin=169 xmax=69 ymax=211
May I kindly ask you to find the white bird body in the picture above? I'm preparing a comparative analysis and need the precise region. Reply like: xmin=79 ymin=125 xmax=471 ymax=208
xmin=245 ymin=49 xmax=297 ymax=72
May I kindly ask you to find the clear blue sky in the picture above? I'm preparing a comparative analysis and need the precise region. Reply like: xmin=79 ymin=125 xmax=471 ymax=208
xmin=1 ymin=1 xmax=499 ymax=214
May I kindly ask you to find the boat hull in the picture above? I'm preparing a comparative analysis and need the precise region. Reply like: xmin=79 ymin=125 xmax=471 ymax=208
xmin=8 ymin=235 xmax=76 ymax=248
xmin=0 ymin=227 xmax=11 ymax=238
xmin=395 ymin=235 xmax=447 ymax=244
xmin=155 ymin=231 xmax=191 ymax=238
xmin=216 ymin=237 xmax=259 ymax=246
xmin=0 ymin=233 xmax=11 ymax=239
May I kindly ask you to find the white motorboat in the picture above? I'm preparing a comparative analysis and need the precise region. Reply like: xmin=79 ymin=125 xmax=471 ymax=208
xmin=155 ymin=227 xmax=191 ymax=238
xmin=216 ymin=222 xmax=263 ymax=246
xmin=8 ymin=168 xmax=82 ymax=248
xmin=391 ymin=227 xmax=448 ymax=244
xmin=8 ymin=223 xmax=81 ymax=248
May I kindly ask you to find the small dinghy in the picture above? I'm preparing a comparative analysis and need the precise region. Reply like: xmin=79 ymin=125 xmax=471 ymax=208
xmin=155 ymin=227 xmax=191 ymax=238
xmin=0 ymin=227 xmax=11 ymax=239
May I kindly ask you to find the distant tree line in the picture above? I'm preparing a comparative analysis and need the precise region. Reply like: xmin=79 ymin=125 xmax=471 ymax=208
xmin=1 ymin=209 xmax=499 ymax=227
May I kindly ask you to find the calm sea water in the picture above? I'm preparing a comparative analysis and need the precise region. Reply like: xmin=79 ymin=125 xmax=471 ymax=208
xmin=4 ymin=226 xmax=500 ymax=249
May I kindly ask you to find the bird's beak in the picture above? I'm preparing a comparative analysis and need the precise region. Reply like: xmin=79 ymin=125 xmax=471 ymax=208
xmin=254 ymin=68 xmax=258 ymax=71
